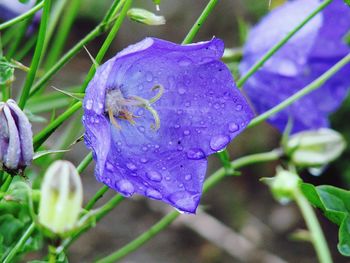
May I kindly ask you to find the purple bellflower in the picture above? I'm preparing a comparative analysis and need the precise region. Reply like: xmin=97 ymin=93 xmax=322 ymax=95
xmin=0 ymin=99 xmax=34 ymax=174
xmin=240 ymin=0 xmax=350 ymax=133
xmin=0 ymin=0 xmax=36 ymax=21
xmin=83 ymin=38 xmax=254 ymax=213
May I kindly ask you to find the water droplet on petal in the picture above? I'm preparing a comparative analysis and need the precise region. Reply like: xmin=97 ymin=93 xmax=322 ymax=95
xmin=138 ymin=126 xmax=145 ymax=133
xmin=146 ymin=171 xmax=162 ymax=182
xmin=178 ymin=87 xmax=186 ymax=95
xmin=86 ymin=99 xmax=93 ymax=110
xmin=210 ymin=135 xmax=230 ymax=151
xmin=183 ymin=130 xmax=190 ymax=136
xmin=146 ymin=72 xmax=153 ymax=82
xmin=228 ymin=122 xmax=239 ymax=133
xmin=116 ymin=179 xmax=134 ymax=197
xmin=174 ymin=124 xmax=180 ymax=129
xmin=142 ymin=146 xmax=148 ymax=152
xmin=126 ymin=162 xmax=137 ymax=171
xmin=185 ymin=102 xmax=191 ymax=107
xmin=146 ymin=188 xmax=162 ymax=200
xmin=140 ymin=158 xmax=148 ymax=164
xmin=168 ymin=191 xmax=199 ymax=213
xmin=187 ymin=148 xmax=206 ymax=160
xmin=178 ymin=58 xmax=192 ymax=67
xmin=184 ymin=174 xmax=192 ymax=181
xmin=214 ymin=103 xmax=220 ymax=109
xmin=235 ymin=104 xmax=243 ymax=111
xmin=106 ymin=162 xmax=114 ymax=171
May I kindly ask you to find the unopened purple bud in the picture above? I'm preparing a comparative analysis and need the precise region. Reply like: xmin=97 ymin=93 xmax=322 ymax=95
xmin=0 ymin=99 xmax=34 ymax=174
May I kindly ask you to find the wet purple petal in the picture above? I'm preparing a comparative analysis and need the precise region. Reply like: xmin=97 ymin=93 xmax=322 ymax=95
xmin=240 ymin=0 xmax=350 ymax=133
xmin=83 ymin=37 xmax=254 ymax=213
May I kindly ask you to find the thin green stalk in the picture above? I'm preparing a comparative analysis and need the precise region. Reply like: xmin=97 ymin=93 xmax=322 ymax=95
xmin=0 ymin=173 xmax=13 ymax=193
xmin=6 ymin=21 xmax=32 ymax=58
xmin=247 ymin=52 xmax=350 ymax=128
xmin=79 ymin=0 xmax=132 ymax=93
xmin=0 ymin=1 xmax=44 ymax=31
xmin=84 ymin=186 xmax=109 ymax=210
xmin=77 ymin=152 xmax=93 ymax=173
xmin=2 ymin=222 xmax=36 ymax=263
xmin=43 ymin=0 xmax=82 ymax=69
xmin=18 ymin=0 xmax=52 ymax=109
xmin=33 ymin=101 xmax=82 ymax=150
xmin=236 ymin=0 xmax=332 ymax=88
xmin=182 ymin=0 xmax=218 ymax=44
xmin=95 ymin=150 xmax=281 ymax=263
xmin=28 ymin=0 xmax=125 ymax=97
xmin=15 ymin=34 xmax=38 ymax=60
xmin=293 ymin=187 xmax=332 ymax=263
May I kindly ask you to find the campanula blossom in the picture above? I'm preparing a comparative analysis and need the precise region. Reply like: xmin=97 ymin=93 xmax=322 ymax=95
xmin=83 ymin=38 xmax=254 ymax=213
xmin=240 ymin=0 xmax=350 ymax=133
xmin=0 ymin=0 xmax=36 ymax=21
xmin=0 ymin=99 xmax=34 ymax=174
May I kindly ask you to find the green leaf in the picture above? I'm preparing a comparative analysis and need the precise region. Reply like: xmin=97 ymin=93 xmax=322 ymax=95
xmin=302 ymin=183 xmax=350 ymax=256
xmin=0 ymin=57 xmax=14 ymax=85
xmin=0 ymin=215 xmax=24 ymax=246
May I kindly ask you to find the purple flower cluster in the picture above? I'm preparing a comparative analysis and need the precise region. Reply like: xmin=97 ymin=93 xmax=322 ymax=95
xmin=83 ymin=38 xmax=253 ymax=213
xmin=240 ymin=0 xmax=350 ymax=133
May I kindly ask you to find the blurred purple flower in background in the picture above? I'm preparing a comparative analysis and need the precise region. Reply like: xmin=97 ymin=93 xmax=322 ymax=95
xmin=240 ymin=0 xmax=350 ymax=133
xmin=0 ymin=0 xmax=36 ymax=21
xmin=83 ymin=38 xmax=253 ymax=213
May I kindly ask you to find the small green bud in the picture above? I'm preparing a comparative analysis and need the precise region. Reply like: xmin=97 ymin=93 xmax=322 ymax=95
xmin=38 ymin=160 xmax=83 ymax=235
xmin=285 ymin=128 xmax=346 ymax=167
xmin=127 ymin=8 xmax=165 ymax=26
xmin=262 ymin=168 xmax=300 ymax=204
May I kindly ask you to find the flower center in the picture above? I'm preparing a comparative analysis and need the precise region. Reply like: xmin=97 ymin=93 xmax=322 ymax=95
xmin=105 ymin=85 xmax=164 ymax=131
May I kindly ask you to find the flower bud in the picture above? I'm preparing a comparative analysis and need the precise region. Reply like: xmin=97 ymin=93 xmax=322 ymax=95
xmin=0 ymin=99 xmax=33 ymax=174
xmin=127 ymin=8 xmax=165 ymax=26
xmin=38 ymin=160 xmax=83 ymax=235
xmin=262 ymin=168 xmax=300 ymax=204
xmin=285 ymin=128 xmax=346 ymax=167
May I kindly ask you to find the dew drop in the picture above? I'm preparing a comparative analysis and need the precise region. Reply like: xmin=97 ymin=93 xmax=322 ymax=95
xmin=228 ymin=122 xmax=239 ymax=133
xmin=235 ymin=104 xmax=243 ymax=111
xmin=85 ymin=99 xmax=93 ymax=110
xmin=168 ymin=191 xmax=199 ymax=213
xmin=184 ymin=174 xmax=192 ymax=181
xmin=106 ymin=162 xmax=114 ymax=171
xmin=177 ymin=145 xmax=183 ymax=151
xmin=116 ymin=179 xmax=134 ymax=197
xmin=126 ymin=162 xmax=137 ymax=171
xmin=214 ymin=103 xmax=220 ymax=109
xmin=142 ymin=146 xmax=148 ymax=152
xmin=185 ymin=102 xmax=191 ymax=107
xmin=210 ymin=135 xmax=230 ymax=151
xmin=138 ymin=126 xmax=145 ymax=133
xmin=187 ymin=148 xmax=206 ymax=160
xmin=174 ymin=124 xmax=180 ymax=129
xmin=146 ymin=72 xmax=153 ymax=82
xmin=178 ymin=87 xmax=186 ymax=95
xmin=146 ymin=188 xmax=162 ymax=200
xmin=178 ymin=58 xmax=192 ymax=67
xmin=140 ymin=158 xmax=148 ymax=164
xmin=146 ymin=171 xmax=162 ymax=182
xmin=183 ymin=130 xmax=190 ymax=136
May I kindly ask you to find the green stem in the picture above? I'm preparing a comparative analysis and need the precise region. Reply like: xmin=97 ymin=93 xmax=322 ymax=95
xmin=43 ymin=0 xmax=82 ymax=70
xmin=293 ymin=187 xmax=332 ymax=263
xmin=236 ymin=0 xmax=332 ymax=88
xmin=18 ymin=0 xmax=52 ymax=109
xmin=15 ymin=34 xmax=38 ymax=60
xmin=79 ymin=0 xmax=132 ymax=93
xmin=182 ymin=0 xmax=218 ymax=44
xmin=31 ymin=0 xmax=131 ymax=148
xmin=2 ymin=222 xmax=36 ymax=263
xmin=84 ymin=186 xmax=109 ymax=211
xmin=28 ymin=0 xmax=123 ymax=97
xmin=48 ymin=245 xmax=57 ymax=263
xmin=33 ymin=101 xmax=82 ymax=150
xmin=95 ymin=150 xmax=282 ymax=263
xmin=77 ymin=152 xmax=93 ymax=173
xmin=0 ymin=1 xmax=44 ymax=31
xmin=7 ymin=20 xmax=31 ymax=58
xmin=0 ymin=173 xmax=13 ymax=194
xmin=247 ymin=52 xmax=350 ymax=128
